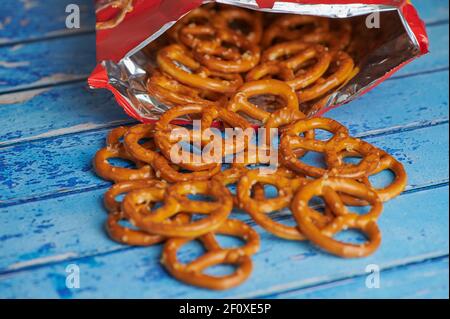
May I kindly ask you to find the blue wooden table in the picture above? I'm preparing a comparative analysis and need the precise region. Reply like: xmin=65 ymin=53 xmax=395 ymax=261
xmin=0 ymin=0 xmax=448 ymax=299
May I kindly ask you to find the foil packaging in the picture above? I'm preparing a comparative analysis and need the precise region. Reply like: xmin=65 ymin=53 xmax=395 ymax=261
xmin=88 ymin=0 xmax=429 ymax=123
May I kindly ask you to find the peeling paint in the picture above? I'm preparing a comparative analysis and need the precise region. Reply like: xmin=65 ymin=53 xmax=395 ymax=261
xmin=0 ymin=61 xmax=30 ymax=68
xmin=0 ymin=88 xmax=49 ymax=105
xmin=7 ymin=252 xmax=78 ymax=271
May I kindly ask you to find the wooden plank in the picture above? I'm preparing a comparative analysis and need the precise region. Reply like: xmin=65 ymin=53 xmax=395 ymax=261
xmin=0 ymin=124 xmax=448 ymax=273
xmin=271 ymin=257 xmax=449 ymax=299
xmin=0 ymin=185 xmax=447 ymax=298
xmin=1 ymin=0 xmax=95 ymax=45
xmin=413 ymin=0 xmax=449 ymax=24
xmin=0 ymin=82 xmax=132 ymax=145
xmin=0 ymin=34 xmax=96 ymax=94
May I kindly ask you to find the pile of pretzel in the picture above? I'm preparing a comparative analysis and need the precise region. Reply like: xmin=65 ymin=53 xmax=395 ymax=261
xmin=147 ymin=5 xmax=356 ymax=115
xmin=92 ymin=5 xmax=407 ymax=291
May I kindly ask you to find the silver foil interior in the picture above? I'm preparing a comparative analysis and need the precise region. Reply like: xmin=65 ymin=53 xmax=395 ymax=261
xmin=103 ymin=0 xmax=421 ymax=122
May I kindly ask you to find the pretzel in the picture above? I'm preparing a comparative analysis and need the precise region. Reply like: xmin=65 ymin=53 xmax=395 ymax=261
xmin=292 ymin=177 xmax=383 ymax=258
xmin=297 ymin=51 xmax=355 ymax=103
xmin=147 ymin=71 xmax=227 ymax=107
xmin=237 ymin=170 xmax=317 ymax=240
xmin=188 ymin=28 xmax=261 ymax=73
xmin=280 ymin=117 xmax=349 ymax=177
xmin=227 ymin=80 xmax=299 ymax=124
xmin=123 ymin=123 xmax=222 ymax=182
xmin=161 ymin=219 xmax=260 ymax=290
xmin=247 ymin=43 xmax=332 ymax=91
xmin=301 ymin=20 xmax=353 ymax=53
xmin=122 ymin=180 xmax=232 ymax=237
xmin=168 ymin=7 xmax=215 ymax=43
xmin=96 ymin=0 xmax=133 ymax=30
xmin=214 ymin=8 xmax=263 ymax=45
xmin=212 ymin=167 xmax=248 ymax=207
xmin=157 ymin=44 xmax=243 ymax=94
xmin=335 ymin=151 xmax=407 ymax=204
xmin=262 ymin=15 xmax=330 ymax=48
xmin=93 ymin=127 xmax=154 ymax=182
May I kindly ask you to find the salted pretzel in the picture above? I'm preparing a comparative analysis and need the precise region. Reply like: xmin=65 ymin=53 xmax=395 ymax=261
xmin=157 ymin=44 xmax=243 ymax=94
xmin=237 ymin=169 xmax=316 ymax=240
xmin=261 ymin=15 xmax=330 ymax=48
xmin=292 ymin=177 xmax=383 ymax=258
xmin=301 ymin=20 xmax=353 ymax=53
xmin=214 ymin=7 xmax=263 ymax=45
xmin=247 ymin=43 xmax=332 ymax=91
xmin=154 ymin=104 xmax=252 ymax=169
xmin=297 ymin=51 xmax=355 ymax=103
xmin=124 ymin=123 xmax=222 ymax=182
xmin=161 ymin=219 xmax=260 ymax=290
xmin=93 ymin=127 xmax=154 ymax=182
xmin=335 ymin=151 xmax=407 ymax=204
xmin=147 ymin=71 xmax=227 ymax=107
xmin=227 ymin=80 xmax=299 ymax=124
xmin=122 ymin=180 xmax=232 ymax=238
xmin=168 ymin=7 xmax=215 ymax=43
xmin=96 ymin=0 xmax=133 ymax=30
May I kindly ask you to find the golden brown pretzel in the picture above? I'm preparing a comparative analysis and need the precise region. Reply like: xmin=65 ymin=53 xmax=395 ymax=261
xmin=297 ymin=51 xmax=355 ymax=103
xmin=147 ymin=71 xmax=227 ymax=107
xmin=96 ymin=0 xmax=133 ymax=30
xmin=214 ymin=7 xmax=263 ymax=45
xmin=122 ymin=180 xmax=232 ymax=237
xmin=161 ymin=219 xmax=260 ymax=290
xmin=247 ymin=42 xmax=332 ymax=91
xmin=93 ymin=127 xmax=154 ymax=182
xmin=301 ymin=20 xmax=353 ymax=53
xmin=168 ymin=7 xmax=215 ymax=43
xmin=227 ymin=80 xmax=299 ymax=124
xmin=157 ymin=44 xmax=243 ymax=94
xmin=292 ymin=177 xmax=383 ymax=258
xmin=262 ymin=15 xmax=330 ymax=48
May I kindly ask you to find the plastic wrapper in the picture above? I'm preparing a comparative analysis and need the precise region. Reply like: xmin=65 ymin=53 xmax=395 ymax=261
xmin=88 ymin=0 xmax=429 ymax=123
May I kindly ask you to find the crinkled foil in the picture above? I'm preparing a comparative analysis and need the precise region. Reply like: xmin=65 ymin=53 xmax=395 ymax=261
xmin=102 ymin=0 xmax=421 ymax=121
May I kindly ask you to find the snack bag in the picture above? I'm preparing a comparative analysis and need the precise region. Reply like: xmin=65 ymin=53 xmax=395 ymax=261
xmin=88 ymin=0 xmax=429 ymax=123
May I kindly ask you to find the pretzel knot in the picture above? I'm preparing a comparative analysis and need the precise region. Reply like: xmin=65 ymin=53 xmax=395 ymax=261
xmin=237 ymin=169 xmax=316 ymax=240
xmin=93 ymin=126 xmax=154 ymax=182
xmin=280 ymin=118 xmax=381 ymax=179
xmin=292 ymin=177 xmax=383 ymax=258
xmin=122 ymin=180 xmax=233 ymax=238
xmin=227 ymin=79 xmax=299 ymax=124
xmin=262 ymin=15 xmax=330 ymax=48
xmin=247 ymin=42 xmax=332 ymax=91
xmin=157 ymin=44 xmax=243 ymax=94
xmin=168 ymin=7 xmax=215 ymax=43
xmin=214 ymin=7 xmax=263 ymax=45
xmin=95 ymin=0 xmax=134 ymax=30
xmin=161 ymin=219 xmax=260 ymax=290
xmin=147 ymin=71 xmax=227 ymax=107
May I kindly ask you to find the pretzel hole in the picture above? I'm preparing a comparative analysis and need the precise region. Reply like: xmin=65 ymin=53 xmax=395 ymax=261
xmin=248 ymin=94 xmax=286 ymax=114
xmin=252 ymin=184 xmax=279 ymax=199
xmin=300 ymin=151 xmax=327 ymax=169
xmin=215 ymin=234 xmax=246 ymax=250
xmin=312 ymin=129 xmax=335 ymax=142
xmin=334 ymin=229 xmax=368 ymax=244
xmin=107 ymin=157 xmax=137 ymax=169
xmin=177 ymin=240 xmax=208 ymax=263
xmin=368 ymin=169 xmax=396 ymax=189
xmin=204 ymin=264 xmax=238 ymax=276
xmin=186 ymin=194 xmax=218 ymax=203
xmin=228 ymin=19 xmax=252 ymax=36
xmin=117 ymin=219 xmax=141 ymax=231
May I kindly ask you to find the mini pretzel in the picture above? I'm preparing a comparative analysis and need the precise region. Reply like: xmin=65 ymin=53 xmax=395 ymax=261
xmin=237 ymin=169 xmax=314 ymax=240
xmin=161 ymin=219 xmax=260 ymax=290
xmin=96 ymin=0 xmax=133 ymax=30
xmin=262 ymin=15 xmax=330 ymax=48
xmin=154 ymin=104 xmax=252 ymax=169
xmin=147 ymin=71 xmax=226 ymax=107
xmin=227 ymin=80 xmax=299 ymax=124
xmin=168 ymin=7 xmax=215 ymax=43
xmin=122 ymin=180 xmax=232 ymax=238
xmin=157 ymin=44 xmax=243 ymax=94
xmin=214 ymin=8 xmax=263 ymax=45
xmin=280 ymin=117 xmax=349 ymax=177
xmin=247 ymin=43 xmax=332 ymax=91
xmin=188 ymin=28 xmax=261 ymax=73
xmin=297 ymin=51 xmax=355 ymax=103
xmin=292 ymin=177 xmax=383 ymax=258
xmin=335 ymin=151 xmax=407 ymax=204
xmin=93 ymin=127 xmax=154 ymax=182
xmin=124 ymin=123 xmax=221 ymax=182
xmin=301 ymin=20 xmax=353 ymax=53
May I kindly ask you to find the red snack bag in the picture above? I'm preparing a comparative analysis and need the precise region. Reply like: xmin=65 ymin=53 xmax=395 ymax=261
xmin=88 ymin=0 xmax=429 ymax=123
